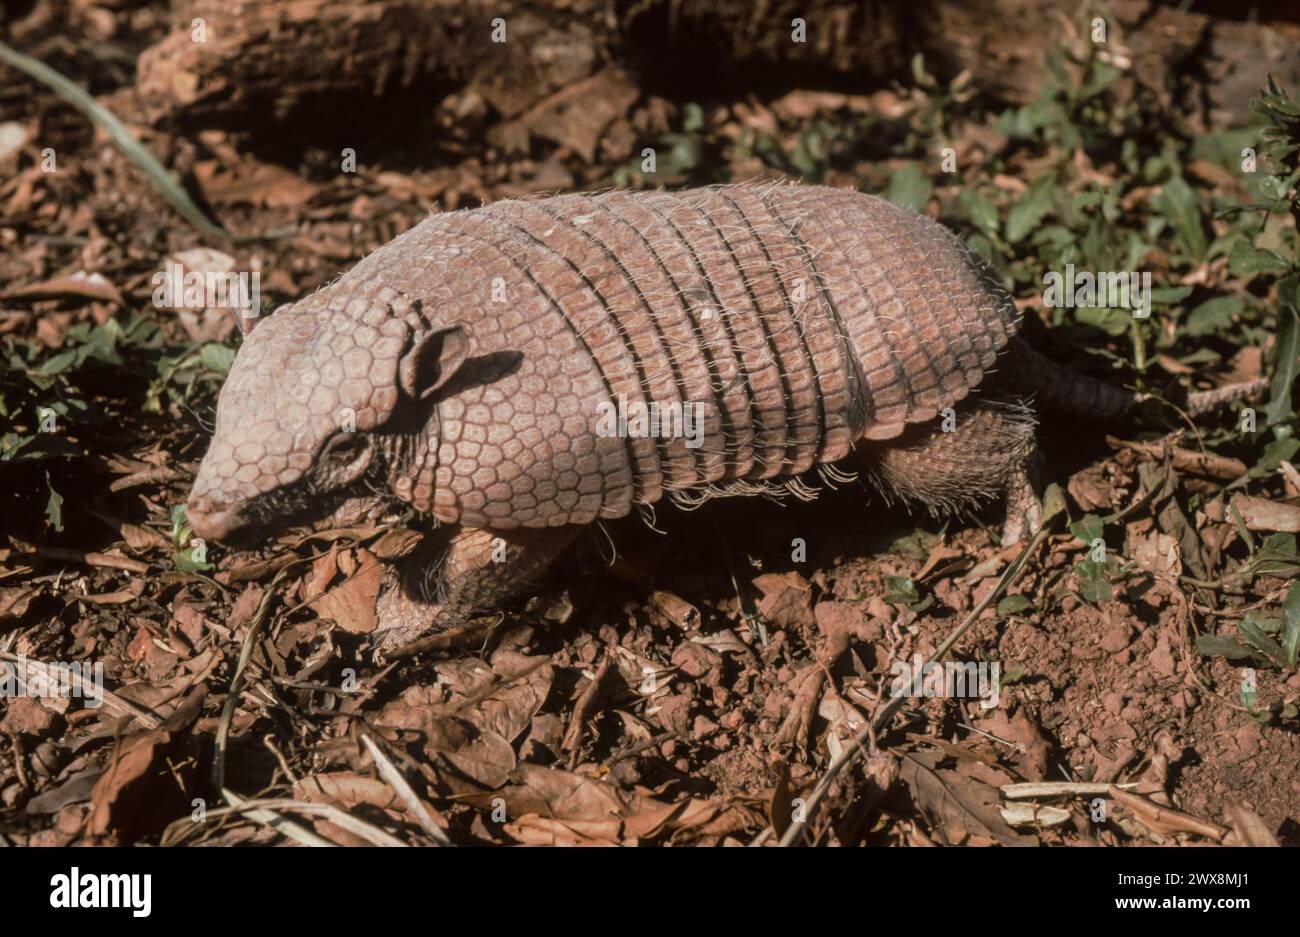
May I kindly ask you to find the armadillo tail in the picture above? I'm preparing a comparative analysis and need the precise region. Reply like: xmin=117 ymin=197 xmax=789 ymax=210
xmin=1004 ymin=338 xmax=1135 ymax=418
xmin=1006 ymin=339 xmax=1269 ymax=418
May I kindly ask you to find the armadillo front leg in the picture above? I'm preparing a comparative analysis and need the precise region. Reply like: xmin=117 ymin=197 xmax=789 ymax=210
xmin=374 ymin=524 xmax=582 ymax=648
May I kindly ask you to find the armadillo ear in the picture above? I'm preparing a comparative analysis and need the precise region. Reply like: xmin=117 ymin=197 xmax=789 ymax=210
xmin=234 ymin=310 xmax=262 ymax=337
xmin=399 ymin=324 xmax=470 ymax=400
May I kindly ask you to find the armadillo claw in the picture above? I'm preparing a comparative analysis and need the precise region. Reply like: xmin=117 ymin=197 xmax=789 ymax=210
xmin=373 ymin=564 xmax=457 ymax=651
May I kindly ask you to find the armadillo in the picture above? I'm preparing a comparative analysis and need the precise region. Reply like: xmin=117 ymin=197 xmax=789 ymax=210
xmin=185 ymin=182 xmax=1249 ymax=647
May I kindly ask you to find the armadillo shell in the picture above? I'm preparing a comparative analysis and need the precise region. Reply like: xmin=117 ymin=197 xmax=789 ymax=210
xmin=332 ymin=183 xmax=1021 ymax=528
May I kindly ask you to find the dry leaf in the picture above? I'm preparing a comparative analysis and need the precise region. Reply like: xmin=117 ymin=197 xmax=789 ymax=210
xmin=312 ymin=549 xmax=382 ymax=633
xmin=294 ymin=772 xmax=401 ymax=811
xmin=752 ymin=571 xmax=814 ymax=630
xmin=0 ymin=585 xmax=36 ymax=622
xmin=87 ymin=728 xmax=196 ymax=841
xmin=1223 ymin=802 xmax=1280 ymax=847
xmin=1231 ymin=494 xmax=1300 ymax=533
xmin=899 ymin=751 xmax=1037 ymax=847
xmin=2 ymin=271 xmax=124 ymax=305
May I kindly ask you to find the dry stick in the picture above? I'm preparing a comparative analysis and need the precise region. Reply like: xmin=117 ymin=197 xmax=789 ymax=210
xmin=563 ymin=650 xmax=616 ymax=768
xmin=1190 ymin=583 xmax=1290 ymax=618
xmin=444 ymin=656 xmax=553 ymax=714
xmin=7 ymin=733 xmax=29 ymax=789
xmin=384 ymin=616 xmax=500 ymax=659
xmin=776 ymin=521 xmax=1052 ymax=847
xmin=212 ymin=560 xmax=307 ymax=793
xmin=263 ymin=733 xmax=299 ymax=785
xmin=1003 ymin=781 xmax=1139 ymax=799
xmin=602 ymin=730 xmax=678 ymax=768
xmin=109 ymin=467 xmax=183 ymax=492
xmin=1107 ymin=435 xmax=1247 ymax=481
xmin=20 ymin=546 xmax=148 ymax=574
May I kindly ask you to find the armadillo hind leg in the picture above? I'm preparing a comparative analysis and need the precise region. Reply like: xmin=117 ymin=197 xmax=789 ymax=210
xmin=859 ymin=396 xmax=1042 ymax=545
xmin=374 ymin=524 xmax=582 ymax=649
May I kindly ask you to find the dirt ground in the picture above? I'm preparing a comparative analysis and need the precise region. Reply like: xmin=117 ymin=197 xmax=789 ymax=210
xmin=1 ymin=0 xmax=1298 ymax=846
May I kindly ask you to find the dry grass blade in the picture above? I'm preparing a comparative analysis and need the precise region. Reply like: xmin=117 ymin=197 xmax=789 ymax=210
xmin=1002 ymin=782 xmax=1138 ymax=798
xmin=0 ymin=38 xmax=230 ymax=241
xmin=360 ymin=733 xmax=453 ymax=846
xmin=1001 ymin=802 xmax=1071 ymax=828
xmin=0 ymin=648 xmax=160 ymax=729
xmin=221 ymin=790 xmax=409 ymax=847
xmin=219 ymin=789 xmax=336 ymax=847
xmin=1109 ymin=786 xmax=1229 ymax=841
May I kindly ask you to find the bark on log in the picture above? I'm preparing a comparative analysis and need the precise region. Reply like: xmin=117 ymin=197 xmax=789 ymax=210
xmin=134 ymin=0 xmax=1300 ymax=133
xmin=136 ymin=0 xmax=614 ymax=126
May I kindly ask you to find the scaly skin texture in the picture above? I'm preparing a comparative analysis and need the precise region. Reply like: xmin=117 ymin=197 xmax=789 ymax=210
xmin=186 ymin=182 xmax=1120 ymax=647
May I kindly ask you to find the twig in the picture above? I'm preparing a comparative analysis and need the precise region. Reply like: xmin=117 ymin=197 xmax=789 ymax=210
xmin=954 ymin=722 xmax=1026 ymax=753
xmin=7 ymin=734 xmax=29 ymax=789
xmin=776 ymin=520 xmax=1052 ymax=847
xmin=109 ymin=466 xmax=182 ymax=492
xmin=263 ymin=734 xmax=298 ymax=785
xmin=383 ymin=616 xmax=499 ymax=659
xmin=1107 ymin=435 xmax=1247 ymax=481
xmin=1002 ymin=781 xmax=1139 ymax=799
xmin=563 ymin=651 xmax=616 ymax=767
xmin=602 ymin=730 xmax=677 ymax=768
xmin=213 ymin=560 xmax=306 ymax=792
xmin=18 ymin=545 xmax=147 ymax=574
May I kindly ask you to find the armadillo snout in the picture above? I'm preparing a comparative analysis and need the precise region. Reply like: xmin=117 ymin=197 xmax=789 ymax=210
xmin=186 ymin=491 xmax=245 ymax=542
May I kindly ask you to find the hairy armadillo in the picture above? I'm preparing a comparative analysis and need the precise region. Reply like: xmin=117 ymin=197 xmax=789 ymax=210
xmin=185 ymin=182 xmax=1241 ymax=647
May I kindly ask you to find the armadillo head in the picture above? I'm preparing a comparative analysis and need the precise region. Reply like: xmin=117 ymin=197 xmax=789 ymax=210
xmin=187 ymin=291 xmax=467 ymax=543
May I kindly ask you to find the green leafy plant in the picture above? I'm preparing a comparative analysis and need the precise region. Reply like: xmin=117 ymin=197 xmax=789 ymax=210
xmin=0 ymin=310 xmax=229 ymax=536
xmin=1234 ymin=78 xmax=1300 ymax=428
xmin=883 ymin=575 xmax=933 ymax=613
xmin=170 ymin=504 xmax=213 ymax=573
xmin=613 ymin=102 xmax=708 ymax=187
xmin=1197 ymin=582 xmax=1300 ymax=671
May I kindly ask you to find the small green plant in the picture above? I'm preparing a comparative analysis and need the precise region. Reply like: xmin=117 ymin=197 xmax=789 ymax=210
xmin=613 ymin=102 xmax=708 ymax=187
xmin=1065 ymin=512 xmax=1131 ymax=606
xmin=1197 ymin=582 xmax=1300 ymax=724
xmin=0 ymin=309 xmax=228 ymax=535
xmin=1197 ymin=581 xmax=1300 ymax=671
xmin=1226 ymin=78 xmax=1300 ymax=430
xmin=170 ymin=503 xmax=213 ymax=573
xmin=883 ymin=575 xmax=933 ymax=613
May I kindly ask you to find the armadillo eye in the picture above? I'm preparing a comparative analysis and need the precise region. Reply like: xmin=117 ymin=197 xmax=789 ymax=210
xmin=324 ymin=433 xmax=367 ymax=465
